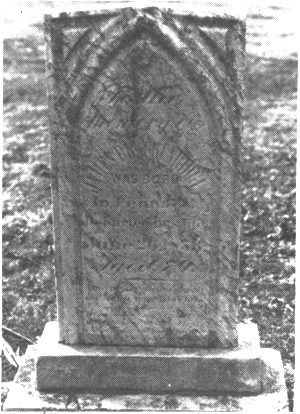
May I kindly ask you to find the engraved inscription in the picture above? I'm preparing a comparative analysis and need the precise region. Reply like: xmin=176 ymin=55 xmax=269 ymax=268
xmin=76 ymin=35 xmax=217 ymax=346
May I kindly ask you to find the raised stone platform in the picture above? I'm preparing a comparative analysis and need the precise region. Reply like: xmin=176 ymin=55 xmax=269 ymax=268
xmin=3 ymin=342 xmax=288 ymax=411
xmin=34 ymin=322 xmax=262 ymax=393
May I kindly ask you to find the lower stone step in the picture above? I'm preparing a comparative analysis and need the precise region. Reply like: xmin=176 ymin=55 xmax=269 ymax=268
xmin=35 ymin=321 xmax=261 ymax=393
xmin=3 ymin=334 xmax=288 ymax=411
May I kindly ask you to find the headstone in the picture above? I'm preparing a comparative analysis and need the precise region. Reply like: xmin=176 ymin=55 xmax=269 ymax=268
xmin=35 ymin=6 xmax=258 ymax=393
xmin=45 ymin=6 xmax=244 ymax=350
xmin=3 ymin=5 xmax=288 ymax=411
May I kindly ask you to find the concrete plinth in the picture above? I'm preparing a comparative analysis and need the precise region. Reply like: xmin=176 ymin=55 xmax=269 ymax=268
xmin=35 ymin=322 xmax=262 ymax=394
xmin=3 ymin=343 xmax=288 ymax=411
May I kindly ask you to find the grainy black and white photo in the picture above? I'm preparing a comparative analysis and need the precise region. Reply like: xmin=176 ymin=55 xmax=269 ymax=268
xmin=2 ymin=1 xmax=297 ymax=412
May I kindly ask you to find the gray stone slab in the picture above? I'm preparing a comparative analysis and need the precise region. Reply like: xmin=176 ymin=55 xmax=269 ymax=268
xmin=3 ymin=344 xmax=288 ymax=411
xmin=35 ymin=322 xmax=261 ymax=393
xmin=44 ymin=6 xmax=245 ymax=348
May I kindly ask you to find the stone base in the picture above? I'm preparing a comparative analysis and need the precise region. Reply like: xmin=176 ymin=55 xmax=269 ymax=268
xmin=35 ymin=322 xmax=262 ymax=393
xmin=3 ymin=343 xmax=288 ymax=411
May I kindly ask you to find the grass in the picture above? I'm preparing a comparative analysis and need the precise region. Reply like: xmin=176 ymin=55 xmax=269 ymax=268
xmin=2 ymin=34 xmax=296 ymax=411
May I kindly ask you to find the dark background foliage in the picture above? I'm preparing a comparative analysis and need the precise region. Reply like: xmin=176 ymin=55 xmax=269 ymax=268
xmin=2 ymin=3 xmax=296 ymax=411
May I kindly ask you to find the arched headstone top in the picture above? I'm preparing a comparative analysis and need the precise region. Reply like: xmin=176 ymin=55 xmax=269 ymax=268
xmin=46 ymin=8 xmax=244 ymax=137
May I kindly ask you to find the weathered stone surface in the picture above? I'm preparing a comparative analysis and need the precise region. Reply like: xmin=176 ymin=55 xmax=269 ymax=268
xmin=35 ymin=321 xmax=261 ymax=393
xmin=4 ymin=344 xmax=288 ymax=411
xmin=45 ymin=6 xmax=245 ymax=347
